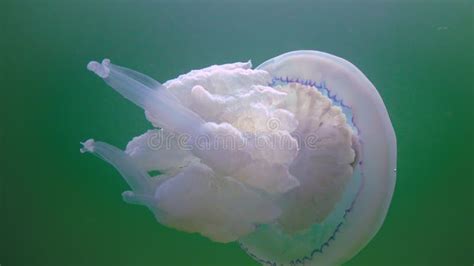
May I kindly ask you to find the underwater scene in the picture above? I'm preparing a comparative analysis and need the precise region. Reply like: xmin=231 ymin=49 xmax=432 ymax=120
xmin=2 ymin=1 xmax=472 ymax=265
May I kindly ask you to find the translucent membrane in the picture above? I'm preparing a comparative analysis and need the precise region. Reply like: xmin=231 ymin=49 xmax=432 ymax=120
xmin=239 ymin=51 xmax=397 ymax=265
xmin=240 ymin=165 xmax=362 ymax=265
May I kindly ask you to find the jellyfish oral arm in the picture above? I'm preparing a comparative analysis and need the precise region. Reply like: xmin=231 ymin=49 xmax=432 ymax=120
xmin=80 ymin=139 xmax=152 ymax=195
xmin=87 ymin=59 xmax=204 ymax=135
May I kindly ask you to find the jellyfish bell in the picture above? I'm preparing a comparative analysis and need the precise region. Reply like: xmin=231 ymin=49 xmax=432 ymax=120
xmin=81 ymin=50 xmax=396 ymax=265
xmin=240 ymin=51 xmax=397 ymax=265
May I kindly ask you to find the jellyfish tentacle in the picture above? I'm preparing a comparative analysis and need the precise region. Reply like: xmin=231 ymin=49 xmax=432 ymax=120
xmin=108 ymin=63 xmax=163 ymax=90
xmin=80 ymin=139 xmax=153 ymax=194
xmin=87 ymin=59 xmax=110 ymax=78
xmin=121 ymin=191 xmax=155 ymax=206
xmin=87 ymin=59 xmax=205 ymax=134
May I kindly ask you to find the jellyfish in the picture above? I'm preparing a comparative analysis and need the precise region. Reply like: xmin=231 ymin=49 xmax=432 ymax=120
xmin=81 ymin=50 xmax=396 ymax=265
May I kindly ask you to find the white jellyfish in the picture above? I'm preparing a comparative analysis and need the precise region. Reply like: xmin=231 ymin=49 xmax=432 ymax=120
xmin=81 ymin=51 xmax=396 ymax=265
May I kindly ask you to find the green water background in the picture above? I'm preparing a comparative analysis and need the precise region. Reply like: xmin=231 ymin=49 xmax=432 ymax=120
xmin=1 ymin=1 xmax=473 ymax=265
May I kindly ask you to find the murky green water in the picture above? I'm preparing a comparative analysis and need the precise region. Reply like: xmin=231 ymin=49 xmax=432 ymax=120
xmin=2 ymin=1 xmax=472 ymax=265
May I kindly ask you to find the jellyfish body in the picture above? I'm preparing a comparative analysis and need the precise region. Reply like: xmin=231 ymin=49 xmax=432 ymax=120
xmin=82 ymin=51 xmax=396 ymax=265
